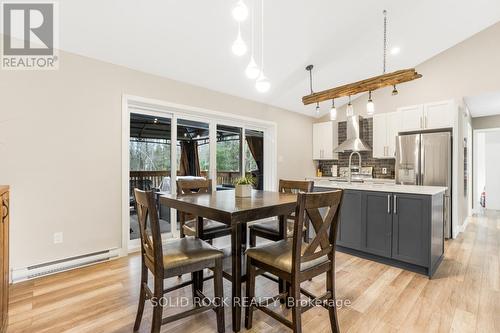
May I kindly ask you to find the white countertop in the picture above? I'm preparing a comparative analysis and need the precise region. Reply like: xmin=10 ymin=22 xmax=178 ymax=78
xmin=311 ymin=179 xmax=447 ymax=196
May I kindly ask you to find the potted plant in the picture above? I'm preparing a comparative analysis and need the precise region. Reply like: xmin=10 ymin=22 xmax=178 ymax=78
xmin=234 ymin=176 xmax=255 ymax=197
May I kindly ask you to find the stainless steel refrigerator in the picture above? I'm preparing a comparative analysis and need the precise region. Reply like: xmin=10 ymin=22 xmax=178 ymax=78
xmin=395 ymin=131 xmax=452 ymax=238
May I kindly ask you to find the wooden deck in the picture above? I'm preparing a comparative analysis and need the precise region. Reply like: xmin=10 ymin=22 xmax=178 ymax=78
xmin=7 ymin=212 xmax=500 ymax=332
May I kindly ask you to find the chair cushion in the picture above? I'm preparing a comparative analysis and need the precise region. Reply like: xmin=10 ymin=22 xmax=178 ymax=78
xmin=249 ymin=219 xmax=305 ymax=238
xmin=162 ymin=238 xmax=224 ymax=270
xmin=183 ymin=219 xmax=229 ymax=236
xmin=245 ymin=240 xmax=329 ymax=273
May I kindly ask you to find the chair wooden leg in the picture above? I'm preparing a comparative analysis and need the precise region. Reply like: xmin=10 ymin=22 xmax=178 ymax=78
xmin=249 ymin=230 xmax=256 ymax=248
xmin=151 ymin=275 xmax=164 ymax=333
xmin=213 ymin=258 xmax=225 ymax=333
xmin=133 ymin=264 xmax=148 ymax=331
xmin=291 ymin=281 xmax=302 ymax=333
xmin=327 ymin=268 xmax=340 ymax=333
xmin=285 ymin=281 xmax=292 ymax=309
xmin=244 ymin=258 xmax=256 ymax=329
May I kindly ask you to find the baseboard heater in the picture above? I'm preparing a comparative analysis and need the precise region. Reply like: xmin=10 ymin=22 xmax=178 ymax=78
xmin=11 ymin=248 xmax=120 ymax=283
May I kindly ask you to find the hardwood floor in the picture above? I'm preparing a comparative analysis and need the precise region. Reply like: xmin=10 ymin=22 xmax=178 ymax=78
xmin=7 ymin=212 xmax=500 ymax=333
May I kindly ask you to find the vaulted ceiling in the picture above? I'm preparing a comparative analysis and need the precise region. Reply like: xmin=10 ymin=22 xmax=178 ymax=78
xmin=59 ymin=0 xmax=500 ymax=117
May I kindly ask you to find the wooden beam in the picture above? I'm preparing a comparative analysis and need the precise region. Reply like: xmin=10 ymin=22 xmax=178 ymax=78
xmin=302 ymin=68 xmax=422 ymax=105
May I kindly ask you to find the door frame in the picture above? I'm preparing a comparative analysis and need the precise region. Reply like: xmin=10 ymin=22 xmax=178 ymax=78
xmin=121 ymin=94 xmax=278 ymax=255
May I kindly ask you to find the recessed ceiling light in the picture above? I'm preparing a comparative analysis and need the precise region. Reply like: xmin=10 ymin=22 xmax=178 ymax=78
xmin=390 ymin=47 xmax=401 ymax=55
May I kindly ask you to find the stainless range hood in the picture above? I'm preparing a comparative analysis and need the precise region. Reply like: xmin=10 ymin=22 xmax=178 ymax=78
xmin=333 ymin=115 xmax=371 ymax=153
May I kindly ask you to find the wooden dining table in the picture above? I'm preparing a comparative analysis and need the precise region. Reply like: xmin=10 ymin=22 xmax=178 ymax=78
xmin=160 ymin=189 xmax=298 ymax=332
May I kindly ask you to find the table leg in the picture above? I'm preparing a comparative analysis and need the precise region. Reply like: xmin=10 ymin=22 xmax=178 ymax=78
xmin=195 ymin=216 xmax=204 ymax=294
xmin=278 ymin=215 xmax=286 ymax=299
xmin=231 ymin=222 xmax=242 ymax=332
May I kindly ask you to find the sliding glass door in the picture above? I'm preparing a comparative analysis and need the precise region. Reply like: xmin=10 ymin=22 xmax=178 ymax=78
xmin=129 ymin=113 xmax=172 ymax=242
xmin=125 ymin=97 xmax=276 ymax=249
xmin=245 ymin=129 xmax=264 ymax=190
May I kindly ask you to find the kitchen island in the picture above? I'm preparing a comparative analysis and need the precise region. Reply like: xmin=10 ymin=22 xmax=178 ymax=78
xmin=312 ymin=179 xmax=446 ymax=277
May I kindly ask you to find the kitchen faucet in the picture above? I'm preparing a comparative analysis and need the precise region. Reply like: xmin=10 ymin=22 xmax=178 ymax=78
xmin=348 ymin=151 xmax=362 ymax=184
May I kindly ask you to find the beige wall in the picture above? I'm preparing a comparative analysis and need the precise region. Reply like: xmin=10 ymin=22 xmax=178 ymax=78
xmin=472 ymin=115 xmax=500 ymax=129
xmin=0 ymin=50 xmax=315 ymax=269
xmin=317 ymin=22 xmax=500 ymax=231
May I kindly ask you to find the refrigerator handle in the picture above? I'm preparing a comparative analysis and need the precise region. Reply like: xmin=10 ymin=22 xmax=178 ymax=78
xmin=420 ymin=137 xmax=425 ymax=185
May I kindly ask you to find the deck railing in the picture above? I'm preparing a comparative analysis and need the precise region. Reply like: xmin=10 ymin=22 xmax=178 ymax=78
xmin=130 ymin=170 xmax=239 ymax=189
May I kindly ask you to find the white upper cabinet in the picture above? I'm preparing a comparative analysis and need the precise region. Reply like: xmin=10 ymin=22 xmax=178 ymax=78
xmin=373 ymin=112 xmax=400 ymax=159
xmin=399 ymin=104 xmax=424 ymax=132
xmin=312 ymin=121 xmax=334 ymax=160
xmin=424 ymin=100 xmax=454 ymax=129
xmin=386 ymin=112 xmax=400 ymax=158
xmin=398 ymin=100 xmax=455 ymax=132
xmin=372 ymin=114 xmax=387 ymax=158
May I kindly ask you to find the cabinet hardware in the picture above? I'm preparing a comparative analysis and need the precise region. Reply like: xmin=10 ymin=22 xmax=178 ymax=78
xmin=387 ymin=195 xmax=391 ymax=213
xmin=425 ymin=115 xmax=428 ymax=128
xmin=394 ymin=195 xmax=397 ymax=214
xmin=420 ymin=116 xmax=423 ymax=129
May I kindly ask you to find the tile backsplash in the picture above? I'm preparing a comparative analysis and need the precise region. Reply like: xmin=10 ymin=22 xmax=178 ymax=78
xmin=318 ymin=118 xmax=395 ymax=179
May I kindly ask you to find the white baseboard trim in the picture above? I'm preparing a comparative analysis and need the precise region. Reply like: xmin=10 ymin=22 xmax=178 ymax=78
xmin=455 ymin=217 xmax=471 ymax=236
xmin=11 ymin=248 xmax=121 ymax=283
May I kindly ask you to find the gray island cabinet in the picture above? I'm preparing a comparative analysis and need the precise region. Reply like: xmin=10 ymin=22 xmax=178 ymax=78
xmin=315 ymin=186 xmax=445 ymax=277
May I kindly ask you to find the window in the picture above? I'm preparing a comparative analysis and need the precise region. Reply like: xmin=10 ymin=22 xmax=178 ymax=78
xmin=216 ymin=125 xmax=242 ymax=187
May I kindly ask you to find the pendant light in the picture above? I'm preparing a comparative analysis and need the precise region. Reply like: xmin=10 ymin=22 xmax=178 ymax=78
xmin=232 ymin=23 xmax=247 ymax=56
xmin=392 ymin=85 xmax=398 ymax=95
xmin=255 ymin=0 xmax=270 ymax=93
xmin=330 ymin=99 xmax=337 ymax=121
xmin=232 ymin=0 xmax=249 ymax=22
xmin=346 ymin=95 xmax=354 ymax=117
xmin=366 ymin=91 xmax=375 ymax=115
xmin=245 ymin=0 xmax=260 ymax=79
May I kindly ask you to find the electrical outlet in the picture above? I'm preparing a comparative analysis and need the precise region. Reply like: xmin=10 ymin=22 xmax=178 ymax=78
xmin=382 ymin=168 xmax=387 ymax=175
xmin=54 ymin=232 xmax=63 ymax=244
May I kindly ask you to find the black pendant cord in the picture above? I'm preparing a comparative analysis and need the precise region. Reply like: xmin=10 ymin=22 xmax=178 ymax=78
xmin=383 ymin=10 xmax=387 ymax=74
xmin=306 ymin=64 xmax=320 ymax=112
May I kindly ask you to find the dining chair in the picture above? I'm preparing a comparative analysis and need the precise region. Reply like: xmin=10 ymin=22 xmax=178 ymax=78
xmin=244 ymin=190 xmax=343 ymax=333
xmin=248 ymin=179 xmax=314 ymax=247
xmin=177 ymin=179 xmax=233 ymax=242
xmin=133 ymin=189 xmax=225 ymax=333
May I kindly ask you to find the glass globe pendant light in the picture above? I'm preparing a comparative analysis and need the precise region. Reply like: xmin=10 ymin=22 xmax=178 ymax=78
xmin=232 ymin=0 xmax=249 ymax=22
xmin=346 ymin=95 xmax=354 ymax=117
xmin=330 ymin=99 xmax=337 ymax=121
xmin=231 ymin=23 xmax=247 ymax=56
xmin=366 ymin=91 xmax=375 ymax=115
xmin=255 ymin=0 xmax=270 ymax=92
xmin=245 ymin=0 xmax=260 ymax=79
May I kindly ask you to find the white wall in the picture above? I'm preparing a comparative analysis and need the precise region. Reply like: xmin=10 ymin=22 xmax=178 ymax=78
xmin=0 ymin=49 xmax=316 ymax=270
xmin=484 ymin=131 xmax=500 ymax=209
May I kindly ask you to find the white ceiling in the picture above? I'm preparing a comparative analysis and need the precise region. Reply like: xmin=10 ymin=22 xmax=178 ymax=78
xmin=465 ymin=92 xmax=500 ymax=118
xmin=59 ymin=0 xmax=500 ymax=117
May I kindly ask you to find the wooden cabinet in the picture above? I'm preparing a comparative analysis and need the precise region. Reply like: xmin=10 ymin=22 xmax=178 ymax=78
xmin=373 ymin=112 xmax=400 ymax=159
xmin=424 ymin=100 xmax=454 ymax=129
xmin=337 ymin=190 xmax=363 ymax=250
xmin=391 ymin=193 xmax=430 ymax=266
xmin=327 ymin=187 xmax=444 ymax=277
xmin=312 ymin=122 xmax=334 ymax=160
xmin=0 ymin=186 xmax=9 ymax=333
xmin=398 ymin=100 xmax=455 ymax=132
xmin=399 ymin=104 xmax=425 ymax=132
xmin=362 ymin=192 xmax=393 ymax=258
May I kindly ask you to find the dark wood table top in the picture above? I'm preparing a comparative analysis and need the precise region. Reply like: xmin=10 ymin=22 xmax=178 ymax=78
xmin=160 ymin=189 xmax=297 ymax=225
